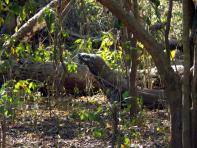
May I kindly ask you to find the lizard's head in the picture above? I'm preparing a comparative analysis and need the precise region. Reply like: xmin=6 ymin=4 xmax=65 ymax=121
xmin=78 ymin=53 xmax=108 ymax=76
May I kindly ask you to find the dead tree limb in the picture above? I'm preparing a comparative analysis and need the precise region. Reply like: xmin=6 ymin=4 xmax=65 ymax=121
xmin=2 ymin=0 xmax=74 ymax=50
xmin=0 ymin=61 xmax=99 ymax=94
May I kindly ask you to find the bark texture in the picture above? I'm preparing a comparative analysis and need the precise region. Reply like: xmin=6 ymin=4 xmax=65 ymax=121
xmin=183 ymin=0 xmax=192 ymax=147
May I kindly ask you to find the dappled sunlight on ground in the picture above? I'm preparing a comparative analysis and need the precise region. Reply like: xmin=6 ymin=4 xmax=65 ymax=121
xmin=6 ymin=94 xmax=170 ymax=147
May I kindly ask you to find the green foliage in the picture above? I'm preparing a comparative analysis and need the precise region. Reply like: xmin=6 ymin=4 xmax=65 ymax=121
xmin=79 ymin=109 xmax=101 ymax=121
xmin=97 ymin=32 xmax=123 ymax=70
xmin=5 ymin=0 xmax=9 ymax=5
xmin=92 ymin=128 xmax=106 ymax=138
xmin=122 ymin=91 xmax=129 ymax=100
xmin=43 ymin=8 xmax=55 ymax=33
xmin=62 ymin=31 xmax=69 ymax=38
xmin=69 ymin=104 xmax=106 ymax=139
xmin=100 ymin=32 xmax=113 ymax=50
xmin=123 ymin=136 xmax=131 ymax=148
xmin=0 ymin=80 xmax=36 ymax=117
xmin=10 ymin=43 xmax=51 ymax=62
xmin=64 ymin=0 xmax=114 ymax=37
xmin=170 ymin=49 xmax=176 ymax=60
xmin=74 ymin=37 xmax=93 ymax=53
xmin=67 ymin=61 xmax=77 ymax=73
xmin=79 ymin=0 xmax=107 ymax=27
xmin=14 ymin=43 xmax=31 ymax=58
xmin=69 ymin=105 xmax=103 ymax=122
xmin=33 ymin=46 xmax=51 ymax=62
xmin=0 ymin=0 xmax=38 ymax=29
xmin=139 ymin=0 xmax=182 ymax=40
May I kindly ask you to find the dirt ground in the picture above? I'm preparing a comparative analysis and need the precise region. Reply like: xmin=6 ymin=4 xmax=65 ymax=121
xmin=4 ymin=94 xmax=170 ymax=148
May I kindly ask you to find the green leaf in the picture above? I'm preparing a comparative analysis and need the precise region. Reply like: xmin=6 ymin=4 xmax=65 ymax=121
xmin=14 ymin=82 xmax=20 ymax=90
xmin=122 ymin=91 xmax=129 ymax=99
xmin=62 ymin=32 xmax=69 ymax=38
xmin=5 ymin=0 xmax=9 ymax=5
xmin=170 ymin=50 xmax=176 ymax=60
xmin=43 ymin=8 xmax=55 ymax=32
xmin=93 ymin=128 xmax=105 ymax=138
xmin=79 ymin=111 xmax=89 ymax=121
xmin=75 ymin=39 xmax=83 ymax=44
xmin=96 ymin=106 xmax=103 ymax=113
xmin=123 ymin=136 xmax=130 ymax=147
xmin=67 ymin=63 xmax=77 ymax=73
xmin=88 ymin=112 xmax=96 ymax=121
xmin=29 ymin=82 xmax=36 ymax=90
xmin=4 ymin=110 xmax=9 ymax=116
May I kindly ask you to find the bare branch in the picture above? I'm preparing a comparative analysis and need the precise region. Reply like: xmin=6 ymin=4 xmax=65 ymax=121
xmin=2 ymin=0 xmax=73 ymax=50
xmin=165 ymin=0 xmax=173 ymax=63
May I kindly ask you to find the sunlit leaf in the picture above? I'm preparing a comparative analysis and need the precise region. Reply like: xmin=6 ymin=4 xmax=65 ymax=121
xmin=62 ymin=32 xmax=69 ymax=38
xmin=93 ymin=128 xmax=105 ymax=138
xmin=170 ymin=50 xmax=176 ymax=60
xmin=5 ymin=0 xmax=9 ymax=5
xmin=156 ymin=127 xmax=160 ymax=132
xmin=79 ymin=111 xmax=88 ymax=121
xmin=67 ymin=63 xmax=77 ymax=73
xmin=137 ymin=42 xmax=144 ymax=49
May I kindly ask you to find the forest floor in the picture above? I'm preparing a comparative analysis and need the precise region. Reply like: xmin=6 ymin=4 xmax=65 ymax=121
xmin=6 ymin=94 xmax=170 ymax=148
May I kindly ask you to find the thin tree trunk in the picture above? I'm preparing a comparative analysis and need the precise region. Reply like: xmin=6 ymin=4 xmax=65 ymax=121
xmin=1 ymin=117 xmax=6 ymax=148
xmin=110 ymin=103 xmax=119 ymax=148
xmin=165 ymin=0 xmax=173 ymax=64
xmin=190 ymin=2 xmax=197 ymax=147
xmin=128 ymin=0 xmax=139 ymax=116
xmin=183 ymin=0 xmax=192 ymax=147
xmin=120 ymin=0 xmax=139 ymax=115
xmin=166 ymin=82 xmax=182 ymax=148
xmin=191 ymin=33 xmax=197 ymax=148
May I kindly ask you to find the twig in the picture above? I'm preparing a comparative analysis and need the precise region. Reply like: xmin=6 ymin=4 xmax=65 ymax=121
xmin=165 ymin=0 xmax=173 ymax=63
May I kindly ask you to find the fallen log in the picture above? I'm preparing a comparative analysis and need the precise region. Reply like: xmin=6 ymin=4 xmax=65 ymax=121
xmin=0 ymin=57 xmax=167 ymax=107
xmin=0 ymin=61 xmax=100 ymax=94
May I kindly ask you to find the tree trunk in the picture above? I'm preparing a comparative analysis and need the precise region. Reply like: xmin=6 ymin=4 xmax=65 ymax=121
xmin=191 ymin=22 xmax=197 ymax=148
xmin=129 ymin=0 xmax=139 ymax=115
xmin=165 ymin=0 xmax=173 ymax=64
xmin=191 ymin=47 xmax=197 ymax=148
xmin=182 ymin=0 xmax=192 ymax=147
xmin=110 ymin=103 xmax=119 ymax=148
xmin=166 ymin=82 xmax=182 ymax=148
xmin=120 ymin=0 xmax=139 ymax=115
